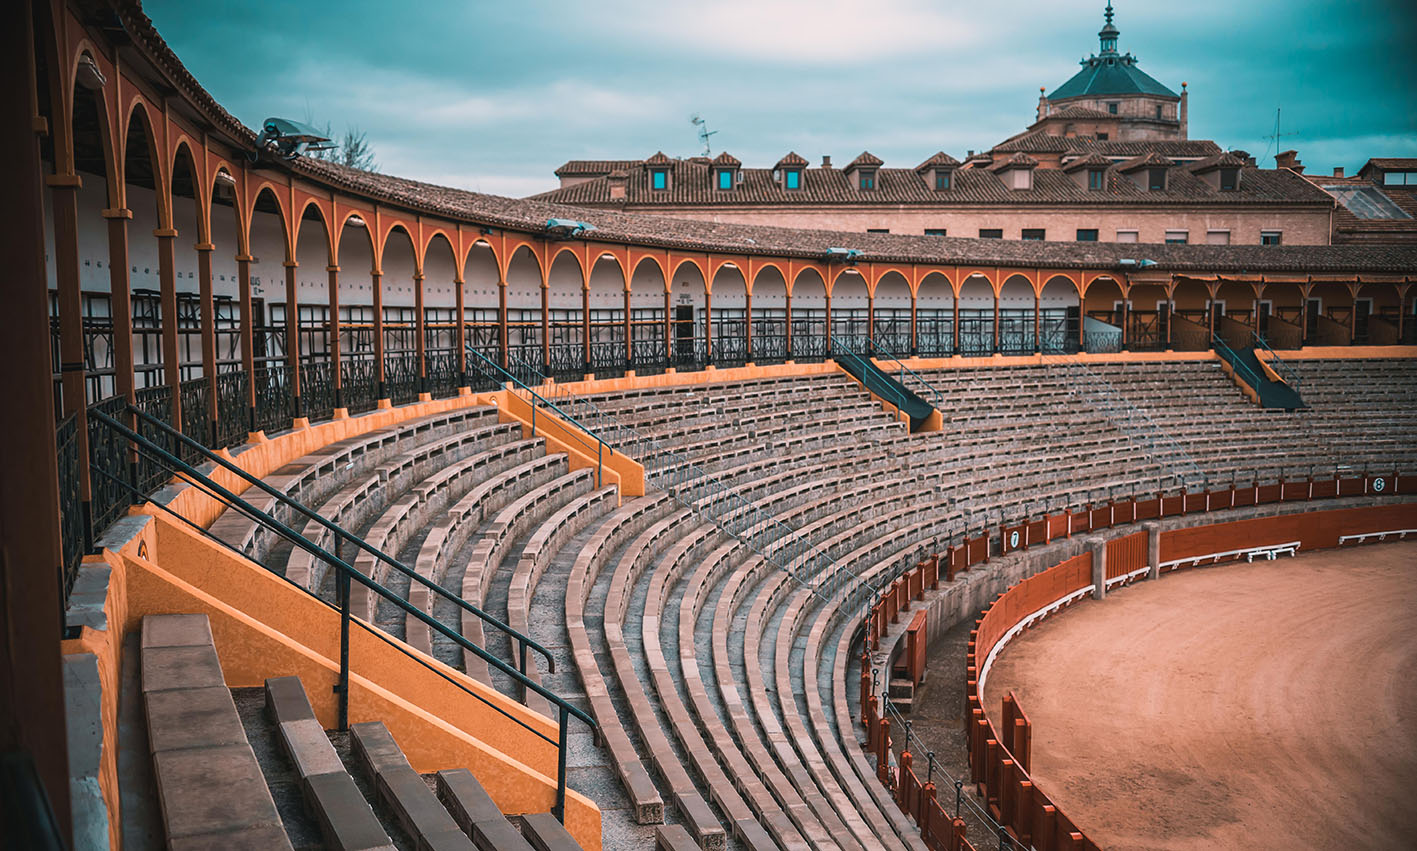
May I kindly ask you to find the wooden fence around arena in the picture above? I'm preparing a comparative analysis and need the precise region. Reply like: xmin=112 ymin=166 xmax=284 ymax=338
xmin=859 ymin=496 xmax=1417 ymax=851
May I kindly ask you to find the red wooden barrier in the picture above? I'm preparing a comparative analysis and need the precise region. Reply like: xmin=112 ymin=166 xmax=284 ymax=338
xmin=1104 ymin=529 xmax=1148 ymax=581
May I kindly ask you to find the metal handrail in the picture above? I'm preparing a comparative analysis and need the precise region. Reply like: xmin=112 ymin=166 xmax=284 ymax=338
xmin=124 ymin=403 xmax=558 ymax=677
xmin=1251 ymin=332 xmax=1302 ymax=391
xmin=862 ymin=336 xmax=945 ymax=409
xmin=1212 ymin=334 xmax=1264 ymax=390
xmin=469 ymin=349 xmax=883 ymax=612
xmin=89 ymin=406 xmax=598 ymax=822
xmin=831 ymin=336 xmax=910 ymax=410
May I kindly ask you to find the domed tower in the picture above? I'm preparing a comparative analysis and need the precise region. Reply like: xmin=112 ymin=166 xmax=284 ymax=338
xmin=1038 ymin=3 xmax=1185 ymax=141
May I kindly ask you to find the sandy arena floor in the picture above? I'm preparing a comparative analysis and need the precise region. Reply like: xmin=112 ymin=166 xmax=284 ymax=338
xmin=981 ymin=541 xmax=1417 ymax=850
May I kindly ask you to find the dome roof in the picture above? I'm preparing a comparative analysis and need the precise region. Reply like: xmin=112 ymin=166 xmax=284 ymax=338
xmin=1048 ymin=3 xmax=1178 ymax=100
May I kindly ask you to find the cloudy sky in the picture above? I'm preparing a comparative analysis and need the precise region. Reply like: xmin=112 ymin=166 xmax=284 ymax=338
xmin=145 ymin=0 xmax=1417 ymax=197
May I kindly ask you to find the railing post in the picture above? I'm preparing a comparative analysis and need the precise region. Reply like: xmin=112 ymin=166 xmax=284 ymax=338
xmin=336 ymin=560 xmax=351 ymax=731
xmin=554 ymin=705 xmax=569 ymax=823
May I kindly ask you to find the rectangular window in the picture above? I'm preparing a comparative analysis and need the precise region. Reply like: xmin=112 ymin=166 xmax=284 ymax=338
xmin=651 ymin=170 xmax=667 ymax=190
xmin=717 ymin=170 xmax=732 ymax=190
xmin=1022 ymin=228 xmax=1046 ymax=241
xmin=935 ymin=172 xmax=951 ymax=190
xmin=1155 ymin=105 xmax=1163 ymax=119
xmin=979 ymin=228 xmax=1003 ymax=239
xmin=1097 ymin=132 xmax=1109 ymax=140
xmin=1219 ymin=168 xmax=1238 ymax=191
xmin=1116 ymin=229 xmax=1139 ymax=243
xmin=1076 ymin=228 xmax=1098 ymax=241
xmin=1205 ymin=230 xmax=1231 ymax=245
xmin=1088 ymin=169 xmax=1104 ymax=190
xmin=859 ymin=170 xmax=876 ymax=190
xmin=1260 ymin=230 xmax=1283 ymax=245
xmin=866 ymin=228 xmax=890 ymax=234
xmin=1382 ymin=171 xmax=1415 ymax=186
xmin=1148 ymin=168 xmax=1167 ymax=191
xmin=1165 ymin=230 xmax=1189 ymax=244
xmin=1108 ymin=102 xmax=1119 ymax=114
xmin=785 ymin=169 xmax=800 ymax=189
xmin=924 ymin=228 xmax=947 ymax=236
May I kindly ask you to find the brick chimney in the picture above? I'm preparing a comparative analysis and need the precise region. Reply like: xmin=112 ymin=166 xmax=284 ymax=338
xmin=821 ymin=155 xmax=832 ymax=168
xmin=1275 ymin=150 xmax=1304 ymax=173
xmin=1332 ymin=166 xmax=1345 ymax=178
xmin=1179 ymin=82 xmax=1188 ymax=140
xmin=608 ymin=169 xmax=627 ymax=200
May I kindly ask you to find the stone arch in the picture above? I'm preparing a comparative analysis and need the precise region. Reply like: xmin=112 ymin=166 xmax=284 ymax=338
xmin=670 ymin=260 xmax=708 ymax=365
xmin=1127 ymin=282 xmax=1171 ymax=351
xmin=381 ymin=224 xmax=419 ymax=401
xmin=168 ymin=144 xmax=206 ymax=386
xmin=207 ymin=166 xmax=244 ymax=388
xmin=292 ymin=202 xmax=333 ymax=414
xmin=872 ymin=271 xmax=911 ymax=354
xmin=504 ymin=244 xmax=543 ymax=371
xmin=916 ymin=271 xmax=955 ymax=357
xmin=422 ymin=233 xmax=459 ymax=393
xmin=247 ymin=186 xmax=292 ymax=410
xmin=957 ymin=273 xmax=995 ymax=356
xmin=334 ymin=215 xmax=377 ymax=409
xmin=999 ymin=274 xmax=1036 ymax=355
xmin=1040 ymin=275 xmax=1080 ymax=354
xmin=546 ymin=249 xmax=586 ymax=378
xmin=791 ymin=267 xmax=827 ymax=361
xmin=750 ymin=264 xmax=788 ymax=363
xmin=1083 ymin=276 xmax=1126 ymax=352
xmin=710 ymin=262 xmax=748 ymax=364
xmin=121 ymin=101 xmax=169 ymax=388
xmin=830 ymin=268 xmax=869 ymax=349
xmin=629 ymin=257 xmax=667 ymax=370
xmin=588 ymin=252 xmax=627 ymax=373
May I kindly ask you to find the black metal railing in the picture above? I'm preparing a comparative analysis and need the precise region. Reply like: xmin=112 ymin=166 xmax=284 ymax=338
xmin=134 ymin=385 xmax=176 ymax=495
xmin=86 ymin=395 xmax=130 ymax=540
xmin=300 ymin=359 xmax=335 ymax=423
xmin=86 ymin=404 xmax=598 ymax=823
xmin=253 ymin=363 xmax=293 ymax=434
xmin=426 ymin=350 xmax=459 ymax=399
xmin=56 ymin=413 xmax=83 ymax=618
xmin=179 ymin=377 xmax=212 ymax=459
xmin=215 ymin=367 xmax=249 ymax=448
xmin=385 ymin=352 xmax=420 ymax=405
xmin=341 ymin=356 xmax=378 ymax=415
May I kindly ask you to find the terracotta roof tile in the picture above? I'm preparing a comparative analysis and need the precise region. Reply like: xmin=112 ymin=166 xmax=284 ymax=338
xmin=644 ymin=151 xmax=673 ymax=166
xmin=553 ymin=159 xmax=642 ymax=177
xmin=712 ymin=151 xmax=741 ymax=167
xmin=1186 ymin=153 xmax=1247 ymax=173
xmin=846 ymin=151 xmax=884 ymax=170
xmin=915 ymin=152 xmax=962 ymax=171
xmin=1061 ymin=152 xmax=1114 ymax=173
xmin=1116 ymin=152 xmax=1175 ymax=172
xmin=989 ymin=153 xmax=1039 ymax=172
xmin=774 ymin=152 xmax=809 ymax=169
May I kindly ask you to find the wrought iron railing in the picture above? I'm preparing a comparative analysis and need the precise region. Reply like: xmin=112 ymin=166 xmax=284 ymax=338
xmin=179 ymin=376 xmax=212 ymax=463
xmin=215 ymin=366 xmax=249 ymax=448
xmin=86 ymin=403 xmax=598 ymax=823
xmin=425 ymin=350 xmax=459 ymax=399
xmin=384 ymin=351 xmax=420 ymax=405
xmin=299 ymin=359 xmax=335 ymax=422
xmin=56 ymin=413 xmax=83 ymax=619
xmin=1212 ymin=334 xmax=1263 ymax=390
xmin=253 ymin=362 xmax=292 ymax=434
xmin=1251 ymin=332 xmax=1302 ymax=391
xmin=341 ymin=356 xmax=378 ymax=414
xmin=86 ymin=394 xmax=130 ymax=542
xmin=134 ymin=384 xmax=176 ymax=495
xmin=862 ymin=337 xmax=945 ymax=409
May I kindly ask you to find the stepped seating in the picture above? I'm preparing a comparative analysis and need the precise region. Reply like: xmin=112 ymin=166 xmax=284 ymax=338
xmin=138 ymin=614 xmax=578 ymax=850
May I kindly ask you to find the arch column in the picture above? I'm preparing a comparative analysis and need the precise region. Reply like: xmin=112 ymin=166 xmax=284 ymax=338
xmin=49 ymin=175 xmax=90 ymax=510
xmin=663 ymin=289 xmax=671 ymax=363
xmin=910 ymin=289 xmax=918 ymax=356
xmin=495 ymin=276 xmax=508 ymax=370
xmin=953 ymin=295 xmax=961 ymax=355
xmin=327 ymin=265 xmax=342 ymax=409
xmin=283 ymin=259 xmax=301 ymax=418
xmin=623 ymin=286 xmax=633 ymax=368
xmin=1120 ymin=298 xmax=1131 ymax=350
xmin=104 ymin=209 xmax=136 ymax=408
xmin=705 ymin=287 xmax=713 ymax=360
xmin=867 ymin=287 xmax=875 ymax=345
xmin=236 ymin=254 xmax=256 ymax=429
xmin=413 ymin=272 xmax=426 ymax=393
xmin=197 ymin=243 xmax=218 ymax=439
xmin=824 ymin=290 xmax=832 ymax=351
xmin=992 ymin=289 xmax=1000 ymax=353
xmin=745 ymin=288 xmax=753 ymax=361
xmin=784 ymin=289 xmax=793 ymax=356
xmin=371 ymin=270 xmax=385 ymax=397
xmin=157 ymin=228 xmax=183 ymax=428
xmin=1033 ymin=290 xmax=1041 ymax=354
xmin=581 ymin=283 xmax=592 ymax=374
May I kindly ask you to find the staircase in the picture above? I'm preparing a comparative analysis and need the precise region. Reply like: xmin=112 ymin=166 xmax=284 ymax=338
xmin=831 ymin=341 xmax=937 ymax=432
xmin=138 ymin=613 xmax=574 ymax=851
xmin=1213 ymin=336 xmax=1307 ymax=410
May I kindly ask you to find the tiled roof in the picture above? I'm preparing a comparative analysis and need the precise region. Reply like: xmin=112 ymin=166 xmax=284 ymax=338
xmin=113 ymin=1 xmax=1417 ymax=274
xmin=1049 ymin=55 xmax=1178 ymax=100
xmin=775 ymin=152 xmax=809 ymax=169
xmin=712 ymin=152 xmax=742 ymax=167
xmin=989 ymin=153 xmax=1039 ymax=172
xmin=1187 ymin=153 xmax=1247 ymax=173
xmin=994 ymin=132 xmax=1221 ymax=159
xmin=1037 ymin=105 xmax=1117 ymax=122
xmin=553 ymin=159 xmax=642 ymax=177
xmin=531 ymin=157 xmax=1334 ymax=209
xmin=644 ymin=151 xmax=673 ymax=166
xmin=846 ymin=151 xmax=884 ymax=170
xmin=1061 ymin=153 xmax=1113 ymax=173
xmin=1363 ymin=158 xmax=1417 ymax=170
xmin=915 ymin=152 xmax=962 ymax=171
xmin=1116 ymin=153 xmax=1175 ymax=172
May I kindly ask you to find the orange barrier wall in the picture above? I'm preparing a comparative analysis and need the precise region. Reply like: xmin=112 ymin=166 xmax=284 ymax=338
xmin=1104 ymin=531 xmax=1148 ymax=582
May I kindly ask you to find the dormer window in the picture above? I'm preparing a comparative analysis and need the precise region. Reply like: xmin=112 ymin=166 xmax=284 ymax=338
xmin=1219 ymin=168 xmax=1239 ymax=191
xmin=1148 ymin=168 xmax=1167 ymax=191
xmin=717 ymin=170 xmax=733 ymax=190
xmin=651 ymin=169 xmax=668 ymax=190
xmin=935 ymin=171 xmax=951 ymax=190
xmin=859 ymin=169 xmax=876 ymax=190
xmin=785 ymin=169 xmax=801 ymax=190
xmin=1088 ymin=169 xmax=1105 ymax=190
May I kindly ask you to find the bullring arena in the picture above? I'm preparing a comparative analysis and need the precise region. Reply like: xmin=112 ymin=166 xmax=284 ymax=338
xmin=980 ymin=542 xmax=1417 ymax=851
xmin=5 ymin=2 xmax=1417 ymax=851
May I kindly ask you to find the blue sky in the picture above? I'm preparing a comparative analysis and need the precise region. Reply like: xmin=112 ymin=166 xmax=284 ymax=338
xmin=145 ymin=0 xmax=1417 ymax=197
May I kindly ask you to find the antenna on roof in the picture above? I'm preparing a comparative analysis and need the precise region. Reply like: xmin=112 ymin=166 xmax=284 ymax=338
xmin=1261 ymin=107 xmax=1299 ymax=165
xmin=690 ymin=114 xmax=718 ymax=157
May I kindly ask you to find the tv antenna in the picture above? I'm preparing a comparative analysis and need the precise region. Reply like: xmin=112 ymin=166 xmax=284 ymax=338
xmin=690 ymin=114 xmax=717 ymax=157
xmin=1261 ymin=107 xmax=1298 ymax=164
